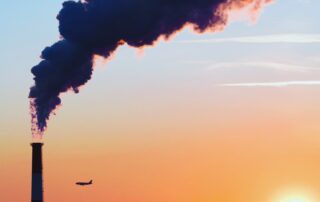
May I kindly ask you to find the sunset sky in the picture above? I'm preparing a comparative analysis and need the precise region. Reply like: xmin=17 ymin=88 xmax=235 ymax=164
xmin=1 ymin=0 xmax=320 ymax=201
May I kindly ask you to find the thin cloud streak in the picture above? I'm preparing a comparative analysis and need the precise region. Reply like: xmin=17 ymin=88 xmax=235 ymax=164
xmin=218 ymin=81 xmax=320 ymax=87
xmin=207 ymin=61 xmax=318 ymax=72
xmin=179 ymin=34 xmax=320 ymax=44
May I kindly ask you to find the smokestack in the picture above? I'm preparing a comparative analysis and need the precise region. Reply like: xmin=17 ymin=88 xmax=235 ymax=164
xmin=31 ymin=143 xmax=43 ymax=202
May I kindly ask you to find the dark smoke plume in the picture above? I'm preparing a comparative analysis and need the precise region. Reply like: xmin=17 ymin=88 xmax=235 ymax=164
xmin=29 ymin=0 xmax=272 ymax=136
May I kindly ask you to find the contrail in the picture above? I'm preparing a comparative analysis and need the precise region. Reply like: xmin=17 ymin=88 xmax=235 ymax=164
xmin=218 ymin=80 xmax=320 ymax=87
xmin=29 ymin=0 xmax=273 ymax=136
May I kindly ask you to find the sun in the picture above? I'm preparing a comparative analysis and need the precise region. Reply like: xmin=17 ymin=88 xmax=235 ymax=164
xmin=274 ymin=191 xmax=316 ymax=202
xmin=271 ymin=187 xmax=317 ymax=202
xmin=281 ymin=196 xmax=311 ymax=202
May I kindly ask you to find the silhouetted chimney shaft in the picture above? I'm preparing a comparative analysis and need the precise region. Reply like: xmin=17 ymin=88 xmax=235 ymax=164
xmin=31 ymin=143 xmax=43 ymax=202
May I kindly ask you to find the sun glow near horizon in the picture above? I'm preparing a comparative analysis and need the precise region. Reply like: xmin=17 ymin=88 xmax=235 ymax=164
xmin=272 ymin=189 xmax=317 ymax=202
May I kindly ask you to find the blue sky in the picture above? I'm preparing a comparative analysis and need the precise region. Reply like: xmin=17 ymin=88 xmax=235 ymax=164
xmin=1 ymin=0 xmax=319 ymax=88
xmin=1 ymin=0 xmax=320 ymax=138
xmin=0 ymin=0 xmax=319 ymax=143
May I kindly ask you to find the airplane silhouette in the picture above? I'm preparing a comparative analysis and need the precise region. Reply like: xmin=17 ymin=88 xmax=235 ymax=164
xmin=76 ymin=180 xmax=93 ymax=186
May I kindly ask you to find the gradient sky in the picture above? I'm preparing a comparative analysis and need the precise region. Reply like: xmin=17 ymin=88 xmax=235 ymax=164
xmin=1 ymin=0 xmax=320 ymax=201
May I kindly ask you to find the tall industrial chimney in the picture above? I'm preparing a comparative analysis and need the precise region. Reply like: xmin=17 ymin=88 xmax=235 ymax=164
xmin=31 ymin=143 xmax=43 ymax=202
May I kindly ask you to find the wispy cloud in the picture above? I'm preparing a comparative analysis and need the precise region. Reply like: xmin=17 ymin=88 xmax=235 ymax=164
xmin=179 ymin=34 xmax=320 ymax=44
xmin=218 ymin=80 xmax=320 ymax=87
xmin=206 ymin=61 xmax=318 ymax=72
xmin=182 ymin=60 xmax=319 ymax=72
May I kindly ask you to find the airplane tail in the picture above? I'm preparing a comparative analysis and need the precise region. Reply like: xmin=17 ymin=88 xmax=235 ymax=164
xmin=89 ymin=180 xmax=93 ymax=184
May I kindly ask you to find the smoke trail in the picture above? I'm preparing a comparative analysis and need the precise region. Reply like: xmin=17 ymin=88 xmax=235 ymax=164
xmin=29 ymin=0 xmax=272 ymax=136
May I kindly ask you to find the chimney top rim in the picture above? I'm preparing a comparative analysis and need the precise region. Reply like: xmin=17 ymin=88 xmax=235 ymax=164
xmin=31 ymin=142 xmax=44 ymax=146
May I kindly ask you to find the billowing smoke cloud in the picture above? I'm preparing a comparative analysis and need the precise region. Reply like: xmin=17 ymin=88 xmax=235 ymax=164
xmin=29 ymin=0 xmax=272 ymax=136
